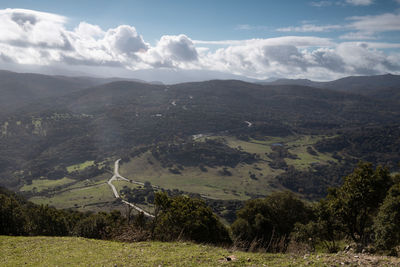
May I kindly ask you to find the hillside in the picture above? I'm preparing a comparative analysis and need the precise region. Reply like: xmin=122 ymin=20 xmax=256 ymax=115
xmin=0 ymin=70 xmax=147 ymax=114
xmin=1 ymin=236 xmax=399 ymax=267
xmin=0 ymin=71 xmax=399 ymax=216
xmin=264 ymin=74 xmax=400 ymax=98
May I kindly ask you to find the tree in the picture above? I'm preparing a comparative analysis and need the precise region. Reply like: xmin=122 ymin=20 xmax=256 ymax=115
xmin=153 ymin=192 xmax=231 ymax=244
xmin=326 ymin=162 xmax=392 ymax=246
xmin=374 ymin=182 xmax=400 ymax=253
xmin=231 ymin=191 xmax=311 ymax=252
xmin=292 ymin=200 xmax=342 ymax=253
xmin=0 ymin=194 xmax=26 ymax=235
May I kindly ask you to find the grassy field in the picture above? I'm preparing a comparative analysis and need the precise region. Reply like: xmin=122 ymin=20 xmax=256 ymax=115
xmin=28 ymin=174 xmax=116 ymax=211
xmin=119 ymin=134 xmax=336 ymax=200
xmin=66 ymin=160 xmax=95 ymax=173
xmin=1 ymin=236 xmax=399 ymax=267
xmin=20 ymin=177 xmax=76 ymax=193
xmin=119 ymin=151 xmax=282 ymax=200
xmin=23 ymin=134 xmax=337 ymax=212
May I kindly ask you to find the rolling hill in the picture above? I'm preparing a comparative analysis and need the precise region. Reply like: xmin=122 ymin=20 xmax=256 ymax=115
xmin=0 ymin=70 xmax=399 ymax=214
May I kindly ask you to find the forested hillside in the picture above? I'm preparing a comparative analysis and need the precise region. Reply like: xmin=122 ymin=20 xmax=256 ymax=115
xmin=0 ymin=70 xmax=399 ymax=215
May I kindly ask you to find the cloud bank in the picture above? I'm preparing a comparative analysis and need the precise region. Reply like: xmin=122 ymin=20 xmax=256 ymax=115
xmin=0 ymin=8 xmax=399 ymax=81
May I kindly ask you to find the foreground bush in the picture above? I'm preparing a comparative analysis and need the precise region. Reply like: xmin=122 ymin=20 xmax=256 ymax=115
xmin=153 ymin=192 xmax=231 ymax=245
xmin=231 ymin=191 xmax=311 ymax=252
xmin=374 ymin=182 xmax=400 ymax=253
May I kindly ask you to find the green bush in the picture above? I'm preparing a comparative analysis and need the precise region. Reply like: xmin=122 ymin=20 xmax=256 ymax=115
xmin=374 ymin=182 xmax=400 ymax=252
xmin=231 ymin=191 xmax=311 ymax=252
xmin=325 ymin=162 xmax=392 ymax=245
xmin=153 ymin=192 xmax=231 ymax=245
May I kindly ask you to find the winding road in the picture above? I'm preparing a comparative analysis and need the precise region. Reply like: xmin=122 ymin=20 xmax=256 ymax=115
xmin=107 ymin=159 xmax=154 ymax=218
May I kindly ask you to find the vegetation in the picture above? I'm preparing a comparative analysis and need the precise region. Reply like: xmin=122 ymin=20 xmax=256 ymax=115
xmin=231 ymin=191 xmax=312 ymax=252
xmin=291 ymin=163 xmax=400 ymax=254
xmin=153 ymin=192 xmax=231 ymax=244
xmin=1 ymin=72 xmax=400 ymax=263
xmin=3 ymin=236 xmax=400 ymax=267
xmin=374 ymin=181 xmax=400 ymax=253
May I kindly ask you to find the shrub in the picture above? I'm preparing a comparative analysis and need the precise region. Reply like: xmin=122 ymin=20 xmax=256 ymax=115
xmin=374 ymin=182 xmax=400 ymax=253
xmin=231 ymin=191 xmax=311 ymax=252
xmin=153 ymin=192 xmax=231 ymax=245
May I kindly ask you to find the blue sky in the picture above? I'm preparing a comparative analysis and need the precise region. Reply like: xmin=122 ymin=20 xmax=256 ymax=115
xmin=0 ymin=0 xmax=399 ymax=81
xmin=1 ymin=0 xmax=399 ymax=42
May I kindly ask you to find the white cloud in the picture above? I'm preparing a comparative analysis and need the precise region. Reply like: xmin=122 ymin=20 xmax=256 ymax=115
xmin=277 ymin=24 xmax=342 ymax=32
xmin=74 ymin=22 xmax=104 ymax=40
xmin=155 ymin=34 xmax=198 ymax=62
xmin=346 ymin=0 xmax=373 ymax=5
xmin=276 ymin=11 xmax=400 ymax=40
xmin=194 ymin=36 xmax=334 ymax=47
xmin=0 ymin=8 xmax=399 ymax=82
xmin=348 ymin=12 xmax=400 ymax=32
xmin=0 ymin=8 xmax=70 ymax=50
xmin=339 ymin=31 xmax=376 ymax=40
xmin=105 ymin=25 xmax=148 ymax=55
xmin=310 ymin=1 xmax=335 ymax=7
xmin=235 ymin=24 xmax=270 ymax=31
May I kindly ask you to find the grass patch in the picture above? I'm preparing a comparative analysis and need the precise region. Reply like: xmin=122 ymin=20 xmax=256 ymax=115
xmin=119 ymin=151 xmax=281 ymax=201
xmin=20 ymin=177 xmax=76 ymax=193
xmin=29 ymin=176 xmax=114 ymax=211
xmin=118 ymin=135 xmax=336 ymax=201
xmin=66 ymin=160 xmax=95 ymax=173
xmin=2 ymin=236 xmax=399 ymax=267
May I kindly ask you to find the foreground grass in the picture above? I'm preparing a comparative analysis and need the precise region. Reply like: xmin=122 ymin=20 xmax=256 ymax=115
xmin=1 ymin=236 xmax=399 ymax=267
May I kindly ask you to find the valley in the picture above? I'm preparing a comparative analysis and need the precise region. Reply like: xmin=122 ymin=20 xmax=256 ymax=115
xmin=0 ymin=71 xmax=399 ymax=223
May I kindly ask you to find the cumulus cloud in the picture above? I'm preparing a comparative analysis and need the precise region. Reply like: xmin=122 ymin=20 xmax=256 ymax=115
xmin=155 ymin=35 xmax=198 ymax=62
xmin=0 ymin=8 xmax=399 ymax=81
xmin=0 ymin=8 xmax=70 ymax=50
xmin=105 ymin=25 xmax=148 ymax=55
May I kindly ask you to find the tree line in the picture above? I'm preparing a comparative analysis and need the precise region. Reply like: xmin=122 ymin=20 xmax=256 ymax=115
xmin=1 ymin=162 xmax=400 ymax=255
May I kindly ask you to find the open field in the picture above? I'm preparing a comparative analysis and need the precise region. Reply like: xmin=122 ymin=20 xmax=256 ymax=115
xmin=119 ymin=135 xmax=336 ymax=200
xmin=119 ymin=151 xmax=282 ymax=200
xmin=20 ymin=177 xmax=76 ymax=193
xmin=1 ymin=236 xmax=399 ymax=267
xmin=28 ymin=174 xmax=115 ymax=211
xmin=22 ymin=134 xmax=337 ymax=211
xmin=66 ymin=160 xmax=95 ymax=173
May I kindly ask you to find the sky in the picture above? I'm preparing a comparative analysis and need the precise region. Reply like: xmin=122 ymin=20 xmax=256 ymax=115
xmin=0 ymin=0 xmax=400 ymax=82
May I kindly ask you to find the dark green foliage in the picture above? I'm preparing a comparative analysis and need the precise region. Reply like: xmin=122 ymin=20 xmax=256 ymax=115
xmin=374 ymin=182 xmax=400 ymax=251
xmin=73 ymin=210 xmax=125 ymax=239
xmin=325 ymin=162 xmax=392 ymax=245
xmin=231 ymin=191 xmax=311 ymax=252
xmin=152 ymin=139 xmax=257 ymax=168
xmin=0 ymin=193 xmax=27 ymax=235
xmin=26 ymin=204 xmax=70 ymax=236
xmin=276 ymin=164 xmax=353 ymax=199
xmin=315 ymin=126 xmax=400 ymax=170
xmin=153 ymin=192 xmax=231 ymax=245
xmin=0 ymin=186 xmax=125 ymax=239
xmin=120 ymin=184 xmax=155 ymax=204
xmin=292 ymin=200 xmax=342 ymax=253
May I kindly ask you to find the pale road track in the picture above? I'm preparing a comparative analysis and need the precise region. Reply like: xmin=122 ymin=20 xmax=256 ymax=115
xmin=107 ymin=159 xmax=154 ymax=218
